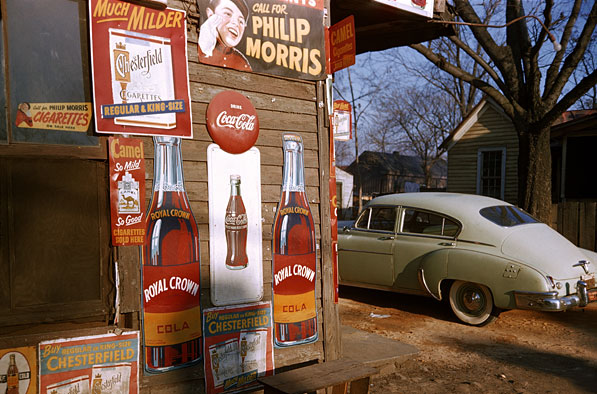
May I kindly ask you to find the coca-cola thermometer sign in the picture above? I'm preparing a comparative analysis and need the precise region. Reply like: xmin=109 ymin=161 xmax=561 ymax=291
xmin=206 ymin=91 xmax=259 ymax=154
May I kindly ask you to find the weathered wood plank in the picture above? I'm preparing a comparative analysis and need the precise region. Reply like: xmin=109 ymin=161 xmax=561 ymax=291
xmin=562 ymin=202 xmax=579 ymax=245
xmin=579 ymin=202 xmax=596 ymax=251
xmin=117 ymin=246 xmax=141 ymax=314
xmin=187 ymin=58 xmax=317 ymax=102
xmin=189 ymin=125 xmax=320 ymax=150
xmin=258 ymin=359 xmax=378 ymax=394
xmin=189 ymin=83 xmax=316 ymax=115
xmin=191 ymin=102 xmax=318 ymax=132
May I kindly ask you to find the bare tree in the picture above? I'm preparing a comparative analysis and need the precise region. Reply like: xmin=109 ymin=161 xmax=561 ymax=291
xmin=409 ymin=0 xmax=597 ymax=222
xmin=378 ymin=86 xmax=458 ymax=187
xmin=363 ymin=121 xmax=401 ymax=154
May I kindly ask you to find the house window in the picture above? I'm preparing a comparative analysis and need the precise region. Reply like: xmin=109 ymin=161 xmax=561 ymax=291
xmin=0 ymin=0 xmax=111 ymax=330
xmin=477 ymin=148 xmax=506 ymax=200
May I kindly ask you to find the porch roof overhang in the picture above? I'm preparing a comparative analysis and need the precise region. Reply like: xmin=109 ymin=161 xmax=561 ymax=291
xmin=331 ymin=0 xmax=456 ymax=54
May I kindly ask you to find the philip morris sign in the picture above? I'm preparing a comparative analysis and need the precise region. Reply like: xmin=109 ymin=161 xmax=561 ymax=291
xmin=89 ymin=0 xmax=193 ymax=138
xmin=197 ymin=0 xmax=326 ymax=80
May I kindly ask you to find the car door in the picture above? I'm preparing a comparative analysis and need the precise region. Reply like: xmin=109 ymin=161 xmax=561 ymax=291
xmin=393 ymin=207 xmax=460 ymax=291
xmin=338 ymin=206 xmax=397 ymax=286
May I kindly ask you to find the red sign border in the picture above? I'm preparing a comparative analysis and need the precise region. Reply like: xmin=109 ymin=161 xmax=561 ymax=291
xmin=89 ymin=1 xmax=193 ymax=138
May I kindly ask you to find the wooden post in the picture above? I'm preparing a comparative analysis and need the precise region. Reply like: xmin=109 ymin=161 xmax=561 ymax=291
xmin=317 ymin=80 xmax=341 ymax=361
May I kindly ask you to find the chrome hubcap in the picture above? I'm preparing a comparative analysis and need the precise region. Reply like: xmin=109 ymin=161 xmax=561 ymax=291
xmin=460 ymin=287 xmax=485 ymax=315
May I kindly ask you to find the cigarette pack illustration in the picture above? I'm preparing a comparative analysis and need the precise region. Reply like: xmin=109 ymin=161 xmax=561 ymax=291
xmin=109 ymin=28 xmax=176 ymax=129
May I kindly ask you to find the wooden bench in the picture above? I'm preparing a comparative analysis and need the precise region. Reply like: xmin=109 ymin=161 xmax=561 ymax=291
xmin=258 ymin=358 xmax=379 ymax=394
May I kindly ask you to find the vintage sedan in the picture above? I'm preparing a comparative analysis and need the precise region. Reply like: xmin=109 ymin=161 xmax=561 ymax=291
xmin=338 ymin=193 xmax=597 ymax=325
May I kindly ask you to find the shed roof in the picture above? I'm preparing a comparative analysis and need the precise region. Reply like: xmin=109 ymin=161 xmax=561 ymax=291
xmin=331 ymin=0 xmax=455 ymax=54
xmin=345 ymin=151 xmax=446 ymax=178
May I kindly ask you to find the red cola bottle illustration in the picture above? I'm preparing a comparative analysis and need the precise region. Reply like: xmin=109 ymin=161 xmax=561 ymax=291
xmin=225 ymin=174 xmax=248 ymax=269
xmin=142 ymin=136 xmax=201 ymax=373
xmin=272 ymin=133 xmax=318 ymax=347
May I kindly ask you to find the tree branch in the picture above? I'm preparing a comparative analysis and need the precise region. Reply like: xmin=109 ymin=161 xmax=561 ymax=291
xmin=530 ymin=0 xmax=553 ymax=58
xmin=544 ymin=1 xmax=597 ymax=107
xmin=447 ymin=35 xmax=507 ymax=93
xmin=453 ymin=0 xmax=518 ymax=93
xmin=506 ymin=0 xmax=532 ymax=98
xmin=544 ymin=0 xmax=583 ymax=92
xmin=544 ymin=68 xmax=597 ymax=127
xmin=410 ymin=43 xmax=520 ymax=119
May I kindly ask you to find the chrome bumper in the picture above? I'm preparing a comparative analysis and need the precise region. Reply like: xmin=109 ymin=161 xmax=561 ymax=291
xmin=514 ymin=280 xmax=596 ymax=312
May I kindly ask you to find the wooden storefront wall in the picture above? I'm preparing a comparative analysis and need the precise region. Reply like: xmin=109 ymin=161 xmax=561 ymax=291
xmin=117 ymin=4 xmax=340 ymax=389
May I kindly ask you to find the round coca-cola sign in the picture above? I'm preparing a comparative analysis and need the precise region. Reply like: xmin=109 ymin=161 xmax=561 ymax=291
xmin=206 ymin=91 xmax=259 ymax=154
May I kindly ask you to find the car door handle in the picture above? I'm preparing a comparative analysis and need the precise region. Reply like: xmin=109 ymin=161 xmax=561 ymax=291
xmin=378 ymin=236 xmax=395 ymax=241
xmin=438 ymin=242 xmax=455 ymax=246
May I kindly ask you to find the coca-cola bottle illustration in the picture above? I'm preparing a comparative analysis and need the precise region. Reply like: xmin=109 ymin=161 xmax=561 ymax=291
xmin=5 ymin=354 xmax=18 ymax=394
xmin=272 ymin=133 xmax=318 ymax=347
xmin=142 ymin=136 xmax=201 ymax=373
xmin=225 ymin=175 xmax=249 ymax=269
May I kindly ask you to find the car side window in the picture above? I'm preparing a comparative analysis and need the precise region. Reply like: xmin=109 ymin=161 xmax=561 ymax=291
xmin=355 ymin=208 xmax=371 ymax=229
xmin=402 ymin=209 xmax=460 ymax=237
xmin=369 ymin=207 xmax=396 ymax=232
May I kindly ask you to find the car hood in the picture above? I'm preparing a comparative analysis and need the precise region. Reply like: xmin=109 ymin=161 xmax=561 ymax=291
xmin=501 ymin=224 xmax=593 ymax=279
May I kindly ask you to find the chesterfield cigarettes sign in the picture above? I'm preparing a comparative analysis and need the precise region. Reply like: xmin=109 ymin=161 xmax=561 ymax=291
xmin=39 ymin=332 xmax=139 ymax=394
xmin=89 ymin=0 xmax=193 ymax=138
xmin=197 ymin=0 xmax=326 ymax=80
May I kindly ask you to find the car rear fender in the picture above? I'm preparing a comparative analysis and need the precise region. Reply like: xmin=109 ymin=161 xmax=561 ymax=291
xmin=417 ymin=250 xmax=450 ymax=301
xmin=441 ymin=249 xmax=551 ymax=309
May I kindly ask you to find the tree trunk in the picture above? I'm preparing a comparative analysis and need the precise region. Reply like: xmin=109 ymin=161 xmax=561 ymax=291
xmin=517 ymin=125 xmax=552 ymax=223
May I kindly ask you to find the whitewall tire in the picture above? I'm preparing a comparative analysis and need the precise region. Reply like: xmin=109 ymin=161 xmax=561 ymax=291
xmin=449 ymin=280 xmax=498 ymax=326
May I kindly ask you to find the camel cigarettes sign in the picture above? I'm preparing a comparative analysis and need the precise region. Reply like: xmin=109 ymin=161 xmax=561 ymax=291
xmin=109 ymin=137 xmax=146 ymax=246
xmin=327 ymin=16 xmax=355 ymax=74
xmin=89 ymin=0 xmax=193 ymax=138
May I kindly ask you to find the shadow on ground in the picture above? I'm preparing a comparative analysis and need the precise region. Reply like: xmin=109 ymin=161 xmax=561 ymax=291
xmin=444 ymin=335 xmax=597 ymax=393
xmin=339 ymin=285 xmax=457 ymax=323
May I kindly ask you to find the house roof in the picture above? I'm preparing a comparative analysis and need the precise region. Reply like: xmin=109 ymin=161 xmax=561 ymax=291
xmin=550 ymin=110 xmax=597 ymax=139
xmin=441 ymin=100 xmax=597 ymax=150
xmin=331 ymin=0 xmax=455 ymax=54
xmin=345 ymin=151 xmax=447 ymax=178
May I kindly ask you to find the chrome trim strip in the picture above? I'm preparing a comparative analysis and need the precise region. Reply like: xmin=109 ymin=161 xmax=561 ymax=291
xmin=337 ymin=248 xmax=393 ymax=256
xmin=417 ymin=268 xmax=441 ymax=301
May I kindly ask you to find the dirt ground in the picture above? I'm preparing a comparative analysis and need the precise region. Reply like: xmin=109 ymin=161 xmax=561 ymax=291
xmin=338 ymin=286 xmax=597 ymax=394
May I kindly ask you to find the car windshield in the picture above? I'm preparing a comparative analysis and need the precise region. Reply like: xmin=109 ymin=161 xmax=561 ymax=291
xmin=480 ymin=205 xmax=539 ymax=227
